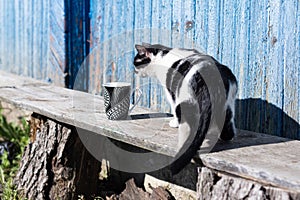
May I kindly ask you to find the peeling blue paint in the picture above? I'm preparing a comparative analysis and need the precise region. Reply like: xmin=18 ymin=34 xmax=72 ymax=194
xmin=0 ymin=0 xmax=299 ymax=139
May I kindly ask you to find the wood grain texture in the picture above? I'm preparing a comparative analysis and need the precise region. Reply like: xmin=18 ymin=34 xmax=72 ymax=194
xmin=144 ymin=174 xmax=197 ymax=200
xmin=197 ymin=167 xmax=300 ymax=200
xmin=15 ymin=114 xmax=102 ymax=199
xmin=49 ymin=0 xmax=65 ymax=86
xmin=1 ymin=70 xmax=300 ymax=194
xmin=0 ymin=0 xmax=65 ymax=86
xmin=200 ymin=130 xmax=300 ymax=192
xmin=87 ymin=0 xmax=300 ymax=139
xmin=0 ymin=0 xmax=298 ymax=138
xmin=108 ymin=178 xmax=174 ymax=200
xmin=0 ymin=70 xmax=178 ymax=156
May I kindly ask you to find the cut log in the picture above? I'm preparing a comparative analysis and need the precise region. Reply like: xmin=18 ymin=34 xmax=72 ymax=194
xmin=115 ymin=179 xmax=174 ymax=200
xmin=197 ymin=167 xmax=300 ymax=200
xmin=144 ymin=174 xmax=197 ymax=200
xmin=14 ymin=113 xmax=102 ymax=199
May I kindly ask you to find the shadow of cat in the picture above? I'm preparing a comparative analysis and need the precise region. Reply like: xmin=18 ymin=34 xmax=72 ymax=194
xmin=235 ymin=98 xmax=300 ymax=140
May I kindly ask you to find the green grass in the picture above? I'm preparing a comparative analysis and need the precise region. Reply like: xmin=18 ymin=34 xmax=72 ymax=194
xmin=0 ymin=108 xmax=30 ymax=200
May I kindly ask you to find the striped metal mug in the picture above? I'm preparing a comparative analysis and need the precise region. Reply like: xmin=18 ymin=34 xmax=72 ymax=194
xmin=103 ymin=82 xmax=142 ymax=120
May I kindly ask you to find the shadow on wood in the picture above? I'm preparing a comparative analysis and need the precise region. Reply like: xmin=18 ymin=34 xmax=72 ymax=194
xmin=236 ymin=98 xmax=300 ymax=140
xmin=129 ymin=113 xmax=173 ymax=120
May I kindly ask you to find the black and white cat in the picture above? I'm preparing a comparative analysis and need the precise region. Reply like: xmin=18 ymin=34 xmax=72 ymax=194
xmin=133 ymin=43 xmax=238 ymax=174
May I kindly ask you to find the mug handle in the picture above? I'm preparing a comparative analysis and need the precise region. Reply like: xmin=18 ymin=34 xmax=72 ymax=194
xmin=129 ymin=88 xmax=142 ymax=113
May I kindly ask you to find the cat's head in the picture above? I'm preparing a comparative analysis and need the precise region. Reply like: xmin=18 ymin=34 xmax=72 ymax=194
xmin=133 ymin=43 xmax=171 ymax=77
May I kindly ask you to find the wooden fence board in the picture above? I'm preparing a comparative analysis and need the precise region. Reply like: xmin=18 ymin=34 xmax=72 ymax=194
xmin=0 ymin=0 xmax=299 ymax=139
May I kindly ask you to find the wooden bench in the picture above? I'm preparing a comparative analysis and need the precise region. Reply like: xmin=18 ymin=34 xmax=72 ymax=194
xmin=0 ymin=70 xmax=299 ymax=199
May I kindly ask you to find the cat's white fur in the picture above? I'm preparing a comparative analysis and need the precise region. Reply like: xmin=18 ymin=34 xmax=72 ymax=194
xmin=135 ymin=48 xmax=236 ymax=148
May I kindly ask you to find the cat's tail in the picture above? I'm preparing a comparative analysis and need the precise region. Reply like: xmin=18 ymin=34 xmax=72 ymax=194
xmin=170 ymin=98 xmax=211 ymax=175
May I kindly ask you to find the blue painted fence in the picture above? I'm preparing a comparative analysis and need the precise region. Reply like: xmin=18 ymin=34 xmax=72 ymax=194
xmin=0 ymin=0 xmax=299 ymax=139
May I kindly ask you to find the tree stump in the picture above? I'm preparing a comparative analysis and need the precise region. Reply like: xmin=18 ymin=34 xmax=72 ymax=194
xmin=107 ymin=179 xmax=174 ymax=200
xmin=197 ymin=167 xmax=300 ymax=200
xmin=14 ymin=113 xmax=102 ymax=199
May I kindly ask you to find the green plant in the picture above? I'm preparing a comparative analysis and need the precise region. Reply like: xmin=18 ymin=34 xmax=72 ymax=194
xmin=0 ymin=108 xmax=30 ymax=199
xmin=0 ymin=162 xmax=18 ymax=200
xmin=0 ymin=108 xmax=30 ymax=149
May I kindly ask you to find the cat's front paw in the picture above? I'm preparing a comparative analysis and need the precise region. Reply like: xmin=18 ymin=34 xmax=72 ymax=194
xmin=169 ymin=118 xmax=179 ymax=128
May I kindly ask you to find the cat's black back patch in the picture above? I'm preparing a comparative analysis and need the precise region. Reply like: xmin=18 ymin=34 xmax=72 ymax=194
xmin=166 ymin=59 xmax=193 ymax=102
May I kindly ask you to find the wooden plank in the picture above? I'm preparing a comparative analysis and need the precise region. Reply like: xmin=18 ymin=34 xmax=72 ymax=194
xmin=1 ymin=71 xmax=300 ymax=193
xmin=133 ymin=0 xmax=151 ymax=108
xmin=206 ymin=0 xmax=220 ymax=59
xmin=298 ymin=0 xmax=300 ymax=140
xmin=282 ymin=0 xmax=300 ymax=139
xmin=0 ymin=1 xmax=5 ymax=70
xmin=0 ymin=0 xmax=298 ymax=140
xmin=171 ymin=0 xmax=184 ymax=48
xmin=219 ymin=0 xmax=236 ymax=66
xmin=198 ymin=167 xmax=300 ymax=199
xmin=0 ymin=70 xmax=178 ymax=156
xmin=200 ymin=130 xmax=300 ymax=192
xmin=194 ymin=0 xmax=209 ymax=52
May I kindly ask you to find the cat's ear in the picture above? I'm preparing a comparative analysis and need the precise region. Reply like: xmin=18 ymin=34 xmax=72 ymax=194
xmin=135 ymin=44 xmax=148 ymax=55
xmin=142 ymin=42 xmax=151 ymax=48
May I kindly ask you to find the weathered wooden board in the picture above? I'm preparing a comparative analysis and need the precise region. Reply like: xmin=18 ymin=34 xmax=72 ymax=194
xmin=200 ymin=130 xmax=300 ymax=192
xmin=0 ymin=70 xmax=178 ymax=156
xmin=49 ymin=0 xmax=66 ymax=86
xmin=1 ymin=70 xmax=300 ymax=194
xmin=87 ymin=0 xmax=300 ymax=140
xmin=0 ymin=0 xmax=299 ymax=139
xmin=198 ymin=167 xmax=300 ymax=200
xmin=0 ymin=0 xmax=65 ymax=85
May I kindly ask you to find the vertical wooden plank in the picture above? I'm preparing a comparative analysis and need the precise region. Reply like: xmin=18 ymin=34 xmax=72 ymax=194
xmin=114 ymin=0 xmax=125 ymax=83
xmin=5 ymin=0 xmax=15 ymax=73
xmin=123 ymin=0 xmax=135 ymax=101
xmin=14 ymin=0 xmax=20 ymax=75
xmin=244 ymin=1 xmax=262 ymax=133
xmin=0 ymin=0 xmax=4 ymax=71
xmin=206 ymin=0 xmax=220 ymax=58
xmin=97 ymin=0 xmax=106 ymax=95
xmin=156 ymin=0 xmax=173 ymax=112
xmin=171 ymin=0 xmax=184 ymax=47
xmin=25 ymin=0 xmax=33 ymax=77
xmin=133 ymin=0 xmax=151 ymax=108
xmin=108 ymin=0 xmax=117 ymax=82
xmin=17 ymin=1 xmax=26 ymax=75
xmin=250 ymin=0 xmax=269 ymax=134
xmin=298 ymin=0 xmax=300 ymax=139
xmin=266 ymin=0 xmax=285 ymax=136
xmin=220 ymin=0 xmax=235 ymax=70
xmin=282 ymin=0 xmax=299 ymax=139
xmin=258 ymin=0 xmax=276 ymax=136
xmin=89 ymin=0 xmax=95 ymax=93
xmin=89 ymin=0 xmax=101 ymax=94
xmin=39 ymin=0 xmax=50 ymax=81
xmin=49 ymin=0 xmax=66 ymax=86
xmin=235 ymin=1 xmax=250 ymax=99
xmin=102 ymin=1 xmax=113 ymax=84
xmin=42 ymin=0 xmax=50 ymax=81
xmin=66 ymin=0 xmax=90 ymax=90
xmin=183 ymin=0 xmax=195 ymax=48
xmin=234 ymin=0 xmax=250 ymax=131
xmin=150 ymin=0 xmax=161 ymax=111
xmin=32 ymin=0 xmax=40 ymax=79
xmin=194 ymin=0 xmax=209 ymax=52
